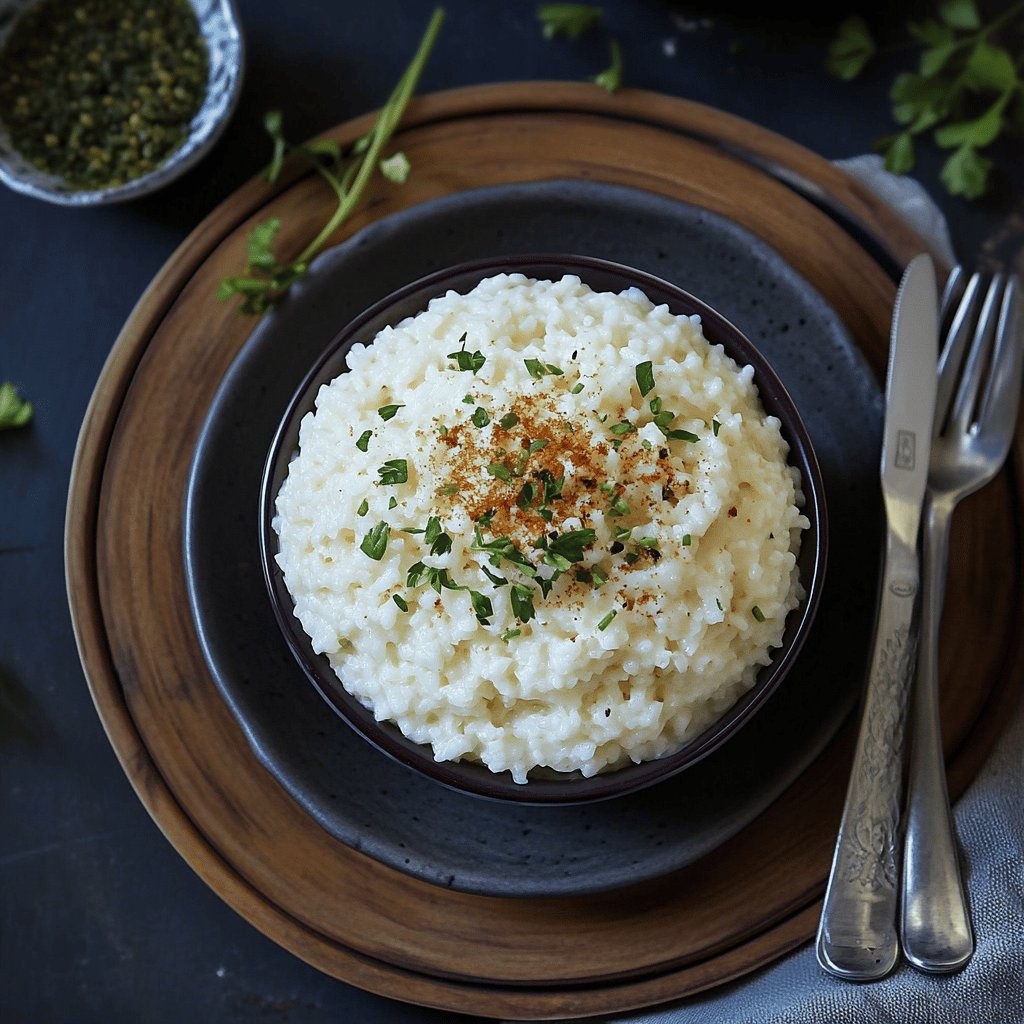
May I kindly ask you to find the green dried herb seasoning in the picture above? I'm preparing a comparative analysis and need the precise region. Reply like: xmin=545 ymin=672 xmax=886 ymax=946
xmin=0 ymin=0 xmax=209 ymax=189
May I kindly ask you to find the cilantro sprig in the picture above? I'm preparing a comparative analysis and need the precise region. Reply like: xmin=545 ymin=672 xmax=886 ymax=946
xmin=217 ymin=9 xmax=444 ymax=314
xmin=826 ymin=2 xmax=1024 ymax=198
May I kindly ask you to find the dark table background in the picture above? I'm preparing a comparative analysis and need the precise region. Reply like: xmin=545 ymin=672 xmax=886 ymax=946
xmin=2 ymin=2 xmax=1020 ymax=1021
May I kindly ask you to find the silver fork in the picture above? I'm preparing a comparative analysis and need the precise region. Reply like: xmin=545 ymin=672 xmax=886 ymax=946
xmin=900 ymin=265 xmax=1023 ymax=972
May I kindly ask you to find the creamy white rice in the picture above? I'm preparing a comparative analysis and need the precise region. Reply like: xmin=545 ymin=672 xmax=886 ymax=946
xmin=274 ymin=273 xmax=808 ymax=783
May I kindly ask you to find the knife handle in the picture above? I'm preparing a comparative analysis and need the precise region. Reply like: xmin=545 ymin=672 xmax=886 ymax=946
xmin=816 ymin=530 xmax=919 ymax=981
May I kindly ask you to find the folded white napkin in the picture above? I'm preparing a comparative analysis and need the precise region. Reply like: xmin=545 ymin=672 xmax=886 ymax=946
xmin=505 ymin=156 xmax=1024 ymax=1024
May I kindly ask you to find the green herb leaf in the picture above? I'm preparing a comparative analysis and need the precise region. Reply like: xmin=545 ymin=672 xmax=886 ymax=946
xmin=548 ymin=528 xmax=597 ymax=563
xmin=681 ymin=533 xmax=692 ymax=546
xmin=524 ymin=357 xmax=563 ymax=378
xmin=0 ymin=382 xmax=32 ymax=429
xmin=378 ymin=404 xmax=404 ymax=421
xmin=356 ymin=429 xmax=373 ymax=452
xmin=940 ymin=144 xmax=992 ymax=198
xmin=480 ymin=564 xmax=508 ymax=587
xmin=537 ymin=3 xmax=602 ymax=39
xmin=379 ymin=151 xmax=411 ymax=183
xmin=499 ymin=412 xmax=520 ymax=429
xmin=487 ymin=461 xmax=512 ymax=483
xmin=571 ymin=382 xmax=585 ymax=394
xmin=377 ymin=458 xmax=409 ymax=485
xmin=592 ymin=37 xmax=623 ymax=92
xmin=499 ymin=627 xmax=522 ymax=642
xmin=609 ymin=420 xmax=635 ymax=436
xmin=825 ymin=16 xmax=876 ymax=80
xmin=635 ymin=360 xmax=655 ymax=397
xmin=448 ymin=337 xmax=486 ymax=374
xmin=393 ymin=593 xmax=409 ymax=612
xmin=665 ymin=428 xmax=699 ymax=442
xmin=752 ymin=605 xmax=766 ymax=622
xmin=510 ymin=582 xmax=537 ymax=622
xmin=471 ymin=406 xmax=491 ymax=428
xmin=597 ymin=609 xmax=617 ymax=631
xmin=357 ymin=498 xmax=369 ymax=516
xmin=469 ymin=589 xmax=494 ymax=624
xmin=388 ymin=496 xmax=398 ymax=509
xmin=359 ymin=521 xmax=390 ymax=560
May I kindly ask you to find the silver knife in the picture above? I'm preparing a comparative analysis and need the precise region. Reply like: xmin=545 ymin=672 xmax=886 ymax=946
xmin=816 ymin=252 xmax=939 ymax=981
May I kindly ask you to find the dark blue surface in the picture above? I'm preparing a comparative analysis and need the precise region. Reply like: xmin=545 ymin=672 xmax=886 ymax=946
xmin=1 ymin=1 xmax=1020 ymax=1021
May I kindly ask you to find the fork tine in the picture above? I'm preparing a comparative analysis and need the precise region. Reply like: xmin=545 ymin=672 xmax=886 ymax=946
xmin=939 ymin=265 xmax=967 ymax=331
xmin=977 ymin=274 xmax=1024 ymax=457
xmin=948 ymin=273 xmax=1004 ymax=437
xmin=936 ymin=272 xmax=985 ymax=430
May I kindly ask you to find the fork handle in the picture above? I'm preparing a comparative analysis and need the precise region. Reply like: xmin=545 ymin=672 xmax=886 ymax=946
xmin=900 ymin=496 xmax=974 ymax=972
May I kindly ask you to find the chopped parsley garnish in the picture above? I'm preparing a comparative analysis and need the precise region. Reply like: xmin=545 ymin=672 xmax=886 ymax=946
xmin=355 ymin=430 xmax=372 ymax=452
xmin=377 ymin=404 xmax=404 ymax=421
xmin=448 ymin=334 xmax=486 ymax=374
xmin=635 ymin=360 xmax=655 ymax=397
xmin=609 ymin=495 xmax=630 ymax=517
xmin=462 ymin=394 xmax=475 ymax=404
xmin=752 ymin=605 xmax=766 ymax=622
xmin=357 ymin=498 xmax=369 ymax=516
xmin=393 ymin=594 xmax=409 ymax=612
xmin=716 ymin=597 xmax=724 ymax=611
xmin=471 ymin=406 xmax=490 ymax=428
xmin=636 ymin=536 xmax=659 ymax=549
xmin=480 ymin=564 xmax=508 ymax=587
xmin=666 ymin=428 xmax=699 ymax=443
xmin=388 ymin=496 xmax=398 ymax=509
xmin=516 ymin=481 xmax=536 ymax=509
xmin=423 ymin=516 xmax=453 ymax=556
xmin=499 ymin=628 xmax=522 ymax=642
xmin=528 ymin=438 xmax=549 ymax=453
xmin=547 ymin=528 xmax=596 ymax=563
xmin=649 ymin=396 xmax=662 ymax=414
xmin=498 ymin=412 xmax=519 ymax=429
xmin=609 ymin=420 xmax=635 ymax=436
xmin=681 ymin=533 xmax=691 ymax=546
xmin=597 ymin=609 xmax=617 ymax=631
xmin=510 ymin=582 xmax=536 ymax=622
xmin=438 ymin=484 xmax=458 ymax=495
xmin=359 ymin=521 xmax=390 ymax=560
xmin=469 ymin=590 xmax=494 ymax=625
xmin=407 ymin=561 xmax=462 ymax=593
xmin=471 ymin=530 xmax=538 ymax=577
xmin=712 ymin=418 xmax=722 ymax=436
xmin=377 ymin=459 xmax=409 ymax=485
xmin=524 ymin=357 xmax=564 ymax=378
xmin=571 ymin=382 xmax=584 ymax=394
xmin=613 ymin=524 xmax=632 ymax=542
xmin=486 ymin=461 xmax=512 ymax=483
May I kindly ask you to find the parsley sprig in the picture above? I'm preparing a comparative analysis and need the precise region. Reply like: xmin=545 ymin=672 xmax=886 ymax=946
xmin=826 ymin=1 xmax=1024 ymax=198
xmin=217 ymin=8 xmax=444 ymax=314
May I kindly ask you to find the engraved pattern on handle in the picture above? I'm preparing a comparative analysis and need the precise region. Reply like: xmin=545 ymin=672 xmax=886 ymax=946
xmin=842 ymin=622 xmax=913 ymax=893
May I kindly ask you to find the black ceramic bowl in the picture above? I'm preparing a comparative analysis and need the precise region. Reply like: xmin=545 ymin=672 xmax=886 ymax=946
xmin=259 ymin=253 xmax=828 ymax=805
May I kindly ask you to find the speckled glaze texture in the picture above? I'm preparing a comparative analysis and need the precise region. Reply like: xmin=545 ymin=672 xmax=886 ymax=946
xmin=0 ymin=0 xmax=243 ymax=205
xmin=184 ymin=179 xmax=885 ymax=898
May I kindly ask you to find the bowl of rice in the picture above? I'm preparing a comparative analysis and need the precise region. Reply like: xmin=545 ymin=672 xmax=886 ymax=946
xmin=260 ymin=254 xmax=827 ymax=804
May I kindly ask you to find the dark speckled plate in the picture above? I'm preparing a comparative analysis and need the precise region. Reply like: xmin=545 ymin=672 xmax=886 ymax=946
xmin=184 ymin=179 xmax=883 ymax=898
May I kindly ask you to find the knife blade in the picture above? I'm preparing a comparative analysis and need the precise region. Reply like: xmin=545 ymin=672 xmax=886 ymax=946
xmin=816 ymin=252 xmax=939 ymax=981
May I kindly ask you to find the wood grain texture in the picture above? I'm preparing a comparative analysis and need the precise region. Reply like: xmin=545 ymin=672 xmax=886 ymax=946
xmin=65 ymin=83 xmax=1023 ymax=1019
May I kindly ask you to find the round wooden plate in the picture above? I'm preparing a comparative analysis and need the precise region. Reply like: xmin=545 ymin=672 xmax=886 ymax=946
xmin=65 ymin=83 xmax=1024 ymax=1019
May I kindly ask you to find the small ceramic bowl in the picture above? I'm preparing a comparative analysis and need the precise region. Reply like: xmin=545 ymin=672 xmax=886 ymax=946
xmin=260 ymin=254 xmax=829 ymax=805
xmin=0 ymin=0 xmax=244 ymax=205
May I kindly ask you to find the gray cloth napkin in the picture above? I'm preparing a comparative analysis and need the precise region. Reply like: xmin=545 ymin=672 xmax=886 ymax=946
xmin=503 ymin=156 xmax=1024 ymax=1024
